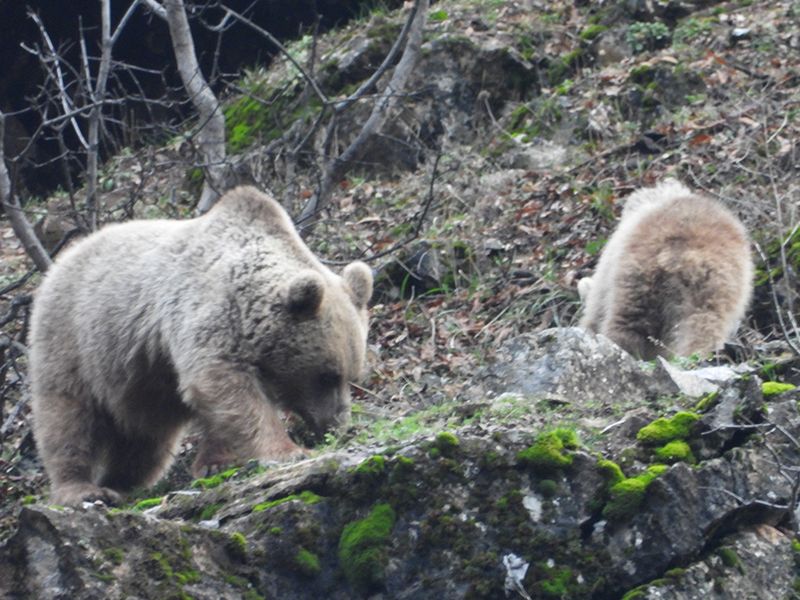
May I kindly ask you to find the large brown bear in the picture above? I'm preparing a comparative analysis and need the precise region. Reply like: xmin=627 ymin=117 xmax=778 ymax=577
xmin=578 ymin=179 xmax=752 ymax=360
xmin=30 ymin=186 xmax=373 ymax=506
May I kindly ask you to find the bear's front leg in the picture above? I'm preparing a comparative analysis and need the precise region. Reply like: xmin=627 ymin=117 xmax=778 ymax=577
xmin=184 ymin=366 xmax=309 ymax=477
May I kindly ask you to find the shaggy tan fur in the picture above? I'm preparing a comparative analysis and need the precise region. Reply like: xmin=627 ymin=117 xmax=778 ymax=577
xmin=30 ymin=186 xmax=373 ymax=506
xmin=578 ymin=179 xmax=752 ymax=360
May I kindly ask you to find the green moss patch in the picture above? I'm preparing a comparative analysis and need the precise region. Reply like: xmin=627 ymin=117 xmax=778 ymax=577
xmin=580 ymin=24 xmax=606 ymax=41
xmin=227 ymin=532 xmax=247 ymax=561
xmin=597 ymin=459 xmax=626 ymax=487
xmin=225 ymin=91 xmax=303 ymax=153
xmin=132 ymin=496 xmax=165 ymax=512
xmin=191 ymin=466 xmax=240 ymax=490
xmin=762 ymin=381 xmax=795 ymax=396
xmin=295 ymin=549 xmax=322 ymax=577
xmin=338 ymin=503 xmax=396 ymax=596
xmin=199 ymin=502 xmax=224 ymax=521
xmin=103 ymin=547 xmax=124 ymax=566
xmin=528 ymin=563 xmax=582 ymax=597
xmin=433 ymin=432 xmax=460 ymax=457
xmin=252 ymin=490 xmax=322 ymax=512
xmin=654 ymin=440 xmax=695 ymax=464
xmin=718 ymin=547 xmax=745 ymax=574
xmin=602 ymin=466 xmax=666 ymax=522
xmin=695 ymin=391 xmax=719 ymax=412
xmin=517 ymin=429 xmax=578 ymax=474
xmin=637 ymin=412 xmax=699 ymax=446
xmin=353 ymin=455 xmax=386 ymax=478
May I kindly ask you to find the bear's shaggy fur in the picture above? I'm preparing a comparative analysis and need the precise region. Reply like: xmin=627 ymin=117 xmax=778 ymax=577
xmin=578 ymin=179 xmax=752 ymax=360
xmin=30 ymin=186 xmax=373 ymax=506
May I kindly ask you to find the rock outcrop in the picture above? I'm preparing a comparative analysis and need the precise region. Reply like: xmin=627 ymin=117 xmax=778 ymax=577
xmin=2 ymin=331 xmax=798 ymax=600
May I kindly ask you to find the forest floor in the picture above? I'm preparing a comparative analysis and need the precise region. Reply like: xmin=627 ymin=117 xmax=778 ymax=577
xmin=1 ymin=0 xmax=799 ymax=540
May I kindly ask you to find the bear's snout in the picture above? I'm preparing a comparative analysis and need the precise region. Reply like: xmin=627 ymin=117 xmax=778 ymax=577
xmin=303 ymin=396 xmax=352 ymax=438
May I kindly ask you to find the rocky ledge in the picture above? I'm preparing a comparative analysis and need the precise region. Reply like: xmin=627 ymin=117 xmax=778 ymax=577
xmin=2 ymin=329 xmax=799 ymax=600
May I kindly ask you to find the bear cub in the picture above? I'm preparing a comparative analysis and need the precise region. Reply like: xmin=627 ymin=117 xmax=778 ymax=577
xmin=30 ymin=186 xmax=373 ymax=506
xmin=578 ymin=179 xmax=752 ymax=360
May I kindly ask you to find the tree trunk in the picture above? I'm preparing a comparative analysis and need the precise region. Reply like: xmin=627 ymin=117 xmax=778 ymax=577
xmin=163 ymin=0 xmax=227 ymax=213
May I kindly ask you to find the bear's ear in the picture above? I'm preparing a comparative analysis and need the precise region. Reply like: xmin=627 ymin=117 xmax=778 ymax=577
xmin=343 ymin=261 xmax=373 ymax=309
xmin=286 ymin=270 xmax=326 ymax=317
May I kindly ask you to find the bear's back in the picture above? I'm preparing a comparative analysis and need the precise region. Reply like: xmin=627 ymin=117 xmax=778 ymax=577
xmin=617 ymin=194 xmax=750 ymax=287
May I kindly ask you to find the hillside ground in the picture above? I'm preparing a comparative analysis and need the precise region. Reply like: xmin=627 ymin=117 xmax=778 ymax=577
xmin=0 ymin=0 xmax=799 ymax=538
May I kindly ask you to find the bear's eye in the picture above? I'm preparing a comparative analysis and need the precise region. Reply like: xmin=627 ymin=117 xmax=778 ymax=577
xmin=318 ymin=372 xmax=341 ymax=388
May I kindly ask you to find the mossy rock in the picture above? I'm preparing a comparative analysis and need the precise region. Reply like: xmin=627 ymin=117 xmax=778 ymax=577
xmin=654 ymin=440 xmax=695 ymax=464
xmin=517 ymin=431 xmax=575 ymax=474
xmin=602 ymin=467 xmax=666 ymax=523
xmin=637 ymin=412 xmax=699 ymax=446
xmin=295 ymin=548 xmax=322 ymax=577
xmin=338 ymin=503 xmax=396 ymax=596
xmin=433 ymin=432 xmax=460 ymax=457
xmin=602 ymin=477 xmax=648 ymax=522
xmin=597 ymin=459 xmax=626 ymax=487
xmin=227 ymin=532 xmax=247 ymax=562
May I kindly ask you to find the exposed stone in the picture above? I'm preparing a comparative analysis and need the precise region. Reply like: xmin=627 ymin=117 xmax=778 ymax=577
xmin=633 ymin=525 xmax=796 ymax=600
xmin=472 ymin=328 xmax=651 ymax=406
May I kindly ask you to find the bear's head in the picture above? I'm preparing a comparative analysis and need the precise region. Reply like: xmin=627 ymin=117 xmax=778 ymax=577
xmin=258 ymin=261 xmax=373 ymax=437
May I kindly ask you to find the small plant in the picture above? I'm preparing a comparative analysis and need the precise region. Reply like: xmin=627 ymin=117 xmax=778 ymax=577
xmin=626 ymin=22 xmax=671 ymax=53
xmin=673 ymin=18 xmax=713 ymax=45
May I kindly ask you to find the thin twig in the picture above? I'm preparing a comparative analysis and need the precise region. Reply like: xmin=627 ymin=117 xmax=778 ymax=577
xmin=221 ymin=6 xmax=329 ymax=105
xmin=0 ymin=296 xmax=33 ymax=330
xmin=754 ymin=242 xmax=800 ymax=355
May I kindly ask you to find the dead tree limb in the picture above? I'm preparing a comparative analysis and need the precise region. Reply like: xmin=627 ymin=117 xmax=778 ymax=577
xmin=0 ymin=111 xmax=52 ymax=273
xmin=80 ymin=0 xmax=136 ymax=230
xmin=297 ymin=0 xmax=429 ymax=230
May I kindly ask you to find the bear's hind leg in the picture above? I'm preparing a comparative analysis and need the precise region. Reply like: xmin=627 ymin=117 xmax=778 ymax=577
xmin=33 ymin=391 xmax=122 ymax=506
xmin=97 ymin=424 xmax=185 ymax=494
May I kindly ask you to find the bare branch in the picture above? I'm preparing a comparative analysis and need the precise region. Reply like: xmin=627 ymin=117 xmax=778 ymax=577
xmin=333 ymin=0 xmax=421 ymax=115
xmin=26 ymin=11 xmax=89 ymax=149
xmin=325 ymin=152 xmax=441 ymax=267
xmin=221 ymin=6 xmax=329 ymax=105
xmin=297 ymin=0 xmax=429 ymax=228
xmin=111 ymin=0 xmax=145 ymax=46
xmin=754 ymin=241 xmax=800 ymax=356
xmin=141 ymin=0 xmax=168 ymax=21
